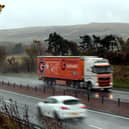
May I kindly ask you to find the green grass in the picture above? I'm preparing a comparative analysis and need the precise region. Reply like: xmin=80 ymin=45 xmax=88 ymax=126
xmin=113 ymin=80 xmax=129 ymax=89
xmin=112 ymin=65 xmax=129 ymax=90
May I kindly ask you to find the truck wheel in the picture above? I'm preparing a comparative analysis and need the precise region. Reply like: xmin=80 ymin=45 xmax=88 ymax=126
xmin=47 ymin=80 xmax=50 ymax=86
xmin=87 ymin=82 xmax=92 ymax=91
xmin=45 ymin=79 xmax=49 ymax=86
xmin=53 ymin=80 xmax=56 ymax=86
xmin=50 ymin=80 xmax=56 ymax=86
xmin=66 ymin=81 xmax=72 ymax=86
xmin=44 ymin=79 xmax=48 ymax=86
xmin=47 ymin=79 xmax=53 ymax=87
xmin=74 ymin=81 xmax=80 ymax=89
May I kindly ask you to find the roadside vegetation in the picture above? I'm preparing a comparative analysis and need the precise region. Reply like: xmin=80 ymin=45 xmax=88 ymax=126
xmin=0 ymin=98 xmax=68 ymax=129
xmin=0 ymin=33 xmax=129 ymax=89
xmin=0 ymin=114 xmax=27 ymax=129
xmin=0 ymin=99 xmax=30 ymax=129
xmin=113 ymin=65 xmax=129 ymax=89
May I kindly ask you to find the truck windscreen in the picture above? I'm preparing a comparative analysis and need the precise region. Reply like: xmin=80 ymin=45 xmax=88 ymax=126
xmin=92 ymin=66 xmax=112 ymax=74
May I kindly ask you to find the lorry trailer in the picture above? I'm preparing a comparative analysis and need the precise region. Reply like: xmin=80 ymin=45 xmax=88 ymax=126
xmin=37 ymin=56 xmax=112 ymax=90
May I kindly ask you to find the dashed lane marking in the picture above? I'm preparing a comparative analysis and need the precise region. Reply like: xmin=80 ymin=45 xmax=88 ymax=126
xmin=88 ymin=109 xmax=129 ymax=120
xmin=88 ymin=124 xmax=103 ymax=129
xmin=0 ymin=89 xmax=44 ymax=101
xmin=0 ymin=89 xmax=129 ymax=121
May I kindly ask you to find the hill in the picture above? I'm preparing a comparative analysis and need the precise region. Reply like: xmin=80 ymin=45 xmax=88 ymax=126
xmin=0 ymin=23 xmax=129 ymax=44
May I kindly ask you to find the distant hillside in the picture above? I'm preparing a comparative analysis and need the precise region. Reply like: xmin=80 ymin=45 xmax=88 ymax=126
xmin=0 ymin=23 xmax=129 ymax=44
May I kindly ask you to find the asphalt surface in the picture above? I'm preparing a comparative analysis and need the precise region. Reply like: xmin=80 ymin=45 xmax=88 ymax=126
xmin=0 ymin=75 xmax=43 ymax=88
xmin=0 ymin=89 xmax=129 ymax=129
xmin=0 ymin=75 xmax=129 ymax=103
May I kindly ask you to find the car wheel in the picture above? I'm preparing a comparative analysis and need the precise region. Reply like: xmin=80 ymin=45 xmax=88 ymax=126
xmin=53 ymin=111 xmax=61 ymax=121
xmin=78 ymin=117 xmax=85 ymax=122
xmin=37 ymin=106 xmax=43 ymax=119
xmin=37 ymin=106 xmax=42 ymax=115
xmin=37 ymin=106 xmax=47 ymax=119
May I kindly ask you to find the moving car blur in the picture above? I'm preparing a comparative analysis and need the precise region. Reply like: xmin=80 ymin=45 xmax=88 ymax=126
xmin=37 ymin=95 xmax=87 ymax=120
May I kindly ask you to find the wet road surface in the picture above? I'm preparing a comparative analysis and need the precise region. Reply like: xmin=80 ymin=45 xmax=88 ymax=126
xmin=0 ymin=89 xmax=129 ymax=129
xmin=0 ymin=75 xmax=129 ymax=103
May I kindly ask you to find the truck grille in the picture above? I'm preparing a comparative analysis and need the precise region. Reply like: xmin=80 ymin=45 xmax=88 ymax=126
xmin=98 ymin=77 xmax=111 ymax=87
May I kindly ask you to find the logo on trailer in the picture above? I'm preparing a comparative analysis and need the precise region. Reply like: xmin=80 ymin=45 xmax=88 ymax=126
xmin=61 ymin=59 xmax=66 ymax=70
xmin=39 ymin=62 xmax=45 ymax=72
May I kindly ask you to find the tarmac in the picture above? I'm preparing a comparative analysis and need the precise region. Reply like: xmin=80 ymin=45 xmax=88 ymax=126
xmin=0 ymin=82 xmax=129 ymax=118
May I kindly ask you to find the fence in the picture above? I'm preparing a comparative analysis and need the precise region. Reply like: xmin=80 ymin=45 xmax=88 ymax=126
xmin=0 ymin=101 xmax=44 ymax=129
xmin=0 ymin=96 xmax=68 ymax=129
xmin=0 ymin=80 xmax=125 ymax=107
xmin=0 ymin=80 xmax=129 ymax=126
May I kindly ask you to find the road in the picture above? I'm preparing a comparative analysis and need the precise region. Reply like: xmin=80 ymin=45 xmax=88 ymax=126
xmin=90 ymin=89 xmax=129 ymax=103
xmin=0 ymin=75 xmax=43 ymax=88
xmin=0 ymin=75 xmax=129 ymax=102
xmin=0 ymin=89 xmax=129 ymax=129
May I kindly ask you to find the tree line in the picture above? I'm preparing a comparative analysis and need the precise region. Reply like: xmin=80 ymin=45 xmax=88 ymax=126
xmin=45 ymin=32 xmax=129 ymax=65
xmin=0 ymin=32 xmax=129 ymax=73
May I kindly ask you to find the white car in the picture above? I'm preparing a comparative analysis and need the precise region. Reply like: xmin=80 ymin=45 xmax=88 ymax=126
xmin=37 ymin=95 xmax=87 ymax=120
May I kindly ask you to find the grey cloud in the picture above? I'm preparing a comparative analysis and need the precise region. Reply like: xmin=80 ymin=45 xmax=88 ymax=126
xmin=0 ymin=0 xmax=129 ymax=29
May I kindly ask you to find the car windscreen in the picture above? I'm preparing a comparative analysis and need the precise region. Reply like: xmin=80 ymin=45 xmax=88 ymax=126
xmin=63 ymin=99 xmax=80 ymax=105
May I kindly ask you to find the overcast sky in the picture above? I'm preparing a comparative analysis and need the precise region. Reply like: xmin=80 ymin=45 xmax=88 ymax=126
xmin=0 ymin=0 xmax=129 ymax=29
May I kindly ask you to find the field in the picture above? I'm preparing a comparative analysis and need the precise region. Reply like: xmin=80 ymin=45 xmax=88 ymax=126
xmin=113 ymin=65 xmax=129 ymax=89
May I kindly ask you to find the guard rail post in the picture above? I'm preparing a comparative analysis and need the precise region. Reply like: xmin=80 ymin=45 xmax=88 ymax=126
xmin=87 ymin=92 xmax=90 ymax=102
xmin=2 ymin=81 xmax=4 ymax=85
xmin=52 ymin=87 xmax=55 ymax=95
xmin=13 ymin=83 xmax=15 ymax=88
xmin=43 ymin=86 xmax=46 ymax=93
xmin=118 ymin=98 xmax=120 ymax=107
xmin=74 ymin=90 xmax=77 ymax=97
xmin=63 ymin=89 xmax=66 ymax=95
xmin=101 ymin=96 xmax=104 ymax=104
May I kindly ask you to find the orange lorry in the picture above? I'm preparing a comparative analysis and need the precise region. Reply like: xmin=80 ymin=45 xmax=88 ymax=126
xmin=37 ymin=56 xmax=113 ymax=90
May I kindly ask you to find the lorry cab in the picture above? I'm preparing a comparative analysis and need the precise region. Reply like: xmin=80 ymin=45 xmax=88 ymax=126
xmin=84 ymin=57 xmax=112 ymax=90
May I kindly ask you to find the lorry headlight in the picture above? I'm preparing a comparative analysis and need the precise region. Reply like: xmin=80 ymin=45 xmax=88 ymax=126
xmin=109 ymin=94 xmax=113 ymax=99
xmin=95 ymin=93 xmax=99 ymax=98
xmin=96 ymin=83 xmax=98 ymax=86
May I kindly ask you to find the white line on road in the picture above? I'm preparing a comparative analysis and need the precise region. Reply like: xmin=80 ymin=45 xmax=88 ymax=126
xmin=0 ymin=89 xmax=44 ymax=101
xmin=88 ymin=124 xmax=103 ymax=129
xmin=88 ymin=109 xmax=129 ymax=120
xmin=0 ymin=89 xmax=129 ymax=121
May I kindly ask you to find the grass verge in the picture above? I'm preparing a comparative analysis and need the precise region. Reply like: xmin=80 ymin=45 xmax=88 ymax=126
xmin=113 ymin=80 xmax=129 ymax=89
xmin=0 ymin=114 xmax=27 ymax=129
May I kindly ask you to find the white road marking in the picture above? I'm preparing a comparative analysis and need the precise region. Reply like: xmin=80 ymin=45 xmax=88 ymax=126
xmin=0 ymin=89 xmax=129 ymax=121
xmin=89 ymin=124 xmax=103 ymax=129
xmin=88 ymin=109 xmax=129 ymax=120
xmin=0 ymin=89 xmax=44 ymax=101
